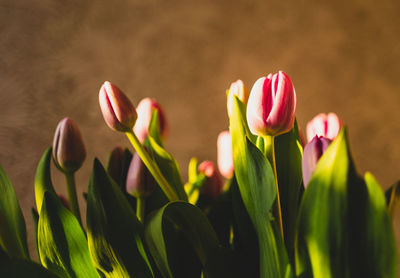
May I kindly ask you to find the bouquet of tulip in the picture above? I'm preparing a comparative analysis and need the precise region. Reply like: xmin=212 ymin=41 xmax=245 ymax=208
xmin=0 ymin=72 xmax=397 ymax=278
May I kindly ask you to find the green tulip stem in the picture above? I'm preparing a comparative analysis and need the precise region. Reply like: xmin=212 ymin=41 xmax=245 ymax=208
xmin=264 ymin=135 xmax=284 ymax=241
xmin=125 ymin=131 xmax=179 ymax=202
xmin=136 ymin=197 xmax=146 ymax=222
xmin=64 ymin=172 xmax=82 ymax=226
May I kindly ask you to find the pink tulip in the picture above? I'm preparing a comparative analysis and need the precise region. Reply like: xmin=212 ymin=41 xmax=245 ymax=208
xmin=133 ymin=98 xmax=168 ymax=143
xmin=99 ymin=81 xmax=137 ymax=132
xmin=126 ymin=150 xmax=156 ymax=198
xmin=217 ymin=131 xmax=233 ymax=179
xmin=106 ymin=146 xmax=125 ymax=183
xmin=227 ymin=80 xmax=248 ymax=117
xmin=246 ymin=71 xmax=297 ymax=137
xmin=306 ymin=112 xmax=342 ymax=142
xmin=302 ymin=135 xmax=331 ymax=187
xmin=198 ymin=161 xmax=223 ymax=200
xmin=52 ymin=117 xmax=86 ymax=173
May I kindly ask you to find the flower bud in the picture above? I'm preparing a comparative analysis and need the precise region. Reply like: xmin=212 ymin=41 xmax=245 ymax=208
xmin=246 ymin=71 xmax=296 ymax=137
xmin=198 ymin=161 xmax=223 ymax=200
xmin=52 ymin=117 xmax=86 ymax=173
xmin=126 ymin=150 xmax=156 ymax=198
xmin=58 ymin=194 xmax=70 ymax=210
xmin=302 ymin=135 xmax=331 ymax=187
xmin=306 ymin=112 xmax=342 ymax=142
xmin=134 ymin=98 xmax=168 ymax=143
xmin=106 ymin=146 xmax=125 ymax=183
xmin=217 ymin=131 xmax=233 ymax=179
xmin=227 ymin=80 xmax=248 ymax=117
xmin=99 ymin=81 xmax=137 ymax=132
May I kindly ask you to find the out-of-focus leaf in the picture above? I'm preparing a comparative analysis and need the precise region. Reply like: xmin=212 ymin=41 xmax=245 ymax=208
xmin=32 ymin=208 xmax=40 ymax=262
xmin=229 ymin=96 xmax=292 ymax=278
xmin=295 ymin=128 xmax=397 ymax=278
xmin=144 ymin=201 xmax=238 ymax=278
xmin=147 ymin=137 xmax=187 ymax=201
xmin=274 ymin=119 xmax=303 ymax=262
xmin=148 ymin=109 xmax=163 ymax=147
xmin=385 ymin=180 xmax=400 ymax=219
xmin=86 ymin=159 xmax=153 ymax=278
xmin=0 ymin=164 xmax=29 ymax=259
xmin=35 ymin=147 xmax=57 ymax=214
xmin=184 ymin=158 xmax=205 ymax=205
xmin=0 ymin=255 xmax=59 ymax=278
xmin=38 ymin=192 xmax=98 ymax=278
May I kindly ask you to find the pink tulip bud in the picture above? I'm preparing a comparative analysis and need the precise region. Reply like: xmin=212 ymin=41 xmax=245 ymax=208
xmin=302 ymin=136 xmax=331 ymax=187
xmin=306 ymin=112 xmax=342 ymax=142
xmin=99 ymin=81 xmax=137 ymax=132
xmin=106 ymin=146 xmax=125 ymax=183
xmin=52 ymin=117 xmax=86 ymax=173
xmin=126 ymin=150 xmax=156 ymax=198
xmin=227 ymin=80 xmax=248 ymax=117
xmin=217 ymin=131 xmax=233 ymax=179
xmin=246 ymin=71 xmax=297 ymax=137
xmin=198 ymin=161 xmax=223 ymax=200
xmin=133 ymin=98 xmax=168 ymax=143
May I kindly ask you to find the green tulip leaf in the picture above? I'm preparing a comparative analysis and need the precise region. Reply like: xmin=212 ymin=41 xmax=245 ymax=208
xmin=295 ymin=128 xmax=397 ymax=278
xmin=274 ymin=119 xmax=303 ymax=262
xmin=86 ymin=159 xmax=153 ymax=278
xmin=144 ymin=201 xmax=238 ymax=278
xmin=38 ymin=192 xmax=99 ymax=278
xmin=385 ymin=180 xmax=400 ymax=219
xmin=148 ymin=109 xmax=163 ymax=147
xmin=35 ymin=147 xmax=57 ymax=214
xmin=0 ymin=164 xmax=30 ymax=259
xmin=229 ymin=96 xmax=292 ymax=278
xmin=32 ymin=208 xmax=40 ymax=262
xmin=147 ymin=136 xmax=187 ymax=202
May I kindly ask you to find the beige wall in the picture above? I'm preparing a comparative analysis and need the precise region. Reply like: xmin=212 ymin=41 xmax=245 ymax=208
xmin=1 ymin=0 xmax=400 ymax=267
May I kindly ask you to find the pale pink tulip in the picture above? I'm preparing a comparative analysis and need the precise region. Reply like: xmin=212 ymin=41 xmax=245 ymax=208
xmin=246 ymin=71 xmax=296 ymax=136
xmin=99 ymin=81 xmax=137 ymax=132
xmin=217 ymin=131 xmax=233 ymax=179
xmin=306 ymin=113 xmax=342 ymax=142
xmin=126 ymin=150 xmax=156 ymax=198
xmin=134 ymin=98 xmax=168 ymax=143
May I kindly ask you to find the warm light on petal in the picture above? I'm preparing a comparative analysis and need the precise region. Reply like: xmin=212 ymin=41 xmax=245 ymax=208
xmin=306 ymin=112 xmax=342 ymax=142
xmin=217 ymin=131 xmax=233 ymax=179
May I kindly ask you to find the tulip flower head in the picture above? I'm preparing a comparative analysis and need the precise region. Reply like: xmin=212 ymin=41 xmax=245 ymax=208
xmin=134 ymin=98 xmax=168 ymax=143
xmin=246 ymin=71 xmax=297 ymax=137
xmin=217 ymin=131 xmax=234 ymax=179
xmin=302 ymin=135 xmax=332 ymax=187
xmin=306 ymin=112 xmax=342 ymax=142
xmin=227 ymin=80 xmax=248 ymax=117
xmin=52 ymin=117 xmax=86 ymax=173
xmin=126 ymin=150 xmax=156 ymax=198
xmin=99 ymin=81 xmax=137 ymax=132
xmin=106 ymin=146 xmax=125 ymax=184
xmin=198 ymin=161 xmax=223 ymax=200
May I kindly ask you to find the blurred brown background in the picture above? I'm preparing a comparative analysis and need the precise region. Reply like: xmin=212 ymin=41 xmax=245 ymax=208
xmin=1 ymin=0 xmax=400 ymax=269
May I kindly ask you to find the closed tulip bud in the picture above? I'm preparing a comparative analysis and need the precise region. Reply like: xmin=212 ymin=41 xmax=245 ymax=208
xmin=106 ymin=146 xmax=125 ymax=183
xmin=217 ymin=131 xmax=233 ymax=179
xmin=227 ymin=80 xmax=248 ymax=117
xmin=302 ymin=135 xmax=331 ymax=187
xmin=306 ymin=112 xmax=342 ymax=142
xmin=52 ymin=117 xmax=86 ymax=173
xmin=246 ymin=71 xmax=296 ymax=137
xmin=198 ymin=161 xmax=223 ymax=200
xmin=126 ymin=150 xmax=156 ymax=198
xmin=134 ymin=98 xmax=168 ymax=143
xmin=99 ymin=81 xmax=137 ymax=132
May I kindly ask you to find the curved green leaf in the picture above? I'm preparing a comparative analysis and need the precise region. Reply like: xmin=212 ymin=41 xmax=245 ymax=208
xmin=35 ymin=147 xmax=57 ymax=214
xmin=144 ymin=201 xmax=236 ymax=278
xmin=86 ymin=159 xmax=153 ymax=278
xmin=147 ymin=137 xmax=187 ymax=201
xmin=38 ymin=192 xmax=99 ymax=278
xmin=0 ymin=164 xmax=29 ymax=259
xmin=274 ymin=119 xmax=303 ymax=262
xmin=295 ymin=128 xmax=397 ymax=278
xmin=229 ymin=96 xmax=291 ymax=278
